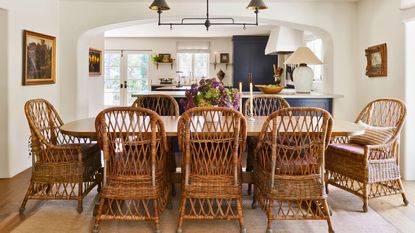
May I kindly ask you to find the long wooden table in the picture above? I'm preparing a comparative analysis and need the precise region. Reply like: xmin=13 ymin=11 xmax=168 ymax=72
xmin=61 ymin=116 xmax=365 ymax=139
xmin=61 ymin=116 xmax=364 ymax=184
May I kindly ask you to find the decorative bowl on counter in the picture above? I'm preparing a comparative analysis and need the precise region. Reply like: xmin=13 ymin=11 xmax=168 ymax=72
xmin=255 ymin=85 xmax=284 ymax=94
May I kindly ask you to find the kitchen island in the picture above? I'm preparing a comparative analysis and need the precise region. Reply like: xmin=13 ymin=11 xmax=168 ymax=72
xmin=132 ymin=89 xmax=343 ymax=114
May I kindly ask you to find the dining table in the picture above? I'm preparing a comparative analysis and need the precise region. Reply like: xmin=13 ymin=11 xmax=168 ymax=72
xmin=60 ymin=115 xmax=365 ymax=183
xmin=60 ymin=116 xmax=365 ymax=139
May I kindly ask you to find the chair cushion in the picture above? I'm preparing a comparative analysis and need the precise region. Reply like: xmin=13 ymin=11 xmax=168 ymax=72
xmin=327 ymin=143 xmax=365 ymax=158
xmin=349 ymin=121 xmax=395 ymax=146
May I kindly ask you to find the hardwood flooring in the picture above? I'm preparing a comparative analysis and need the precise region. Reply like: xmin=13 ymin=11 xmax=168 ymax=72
xmin=0 ymin=169 xmax=414 ymax=233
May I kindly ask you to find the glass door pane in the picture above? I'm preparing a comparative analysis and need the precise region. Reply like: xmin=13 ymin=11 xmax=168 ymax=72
xmin=125 ymin=53 xmax=150 ymax=105
xmin=104 ymin=52 xmax=121 ymax=106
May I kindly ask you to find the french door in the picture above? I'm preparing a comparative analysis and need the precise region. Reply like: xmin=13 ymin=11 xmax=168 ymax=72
xmin=104 ymin=50 xmax=150 ymax=106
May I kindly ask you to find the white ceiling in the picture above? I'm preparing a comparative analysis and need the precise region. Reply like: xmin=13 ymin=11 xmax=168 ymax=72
xmin=105 ymin=24 xmax=277 ymax=38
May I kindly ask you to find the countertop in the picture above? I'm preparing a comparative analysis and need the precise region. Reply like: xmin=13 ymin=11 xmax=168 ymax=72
xmin=132 ymin=89 xmax=344 ymax=99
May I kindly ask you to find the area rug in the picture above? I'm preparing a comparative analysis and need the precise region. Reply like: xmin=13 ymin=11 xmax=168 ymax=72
xmin=12 ymin=186 xmax=399 ymax=233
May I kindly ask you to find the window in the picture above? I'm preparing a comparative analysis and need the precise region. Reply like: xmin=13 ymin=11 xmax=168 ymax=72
xmin=306 ymin=38 xmax=323 ymax=80
xmin=104 ymin=51 xmax=150 ymax=106
xmin=177 ymin=53 xmax=209 ymax=78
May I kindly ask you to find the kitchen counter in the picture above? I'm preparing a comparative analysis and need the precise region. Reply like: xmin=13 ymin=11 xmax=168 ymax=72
xmin=132 ymin=89 xmax=343 ymax=99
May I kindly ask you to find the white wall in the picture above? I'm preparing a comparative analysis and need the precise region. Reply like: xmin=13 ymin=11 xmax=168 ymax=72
xmin=0 ymin=0 xmax=60 ymax=177
xmin=355 ymin=0 xmax=415 ymax=179
xmin=105 ymin=37 xmax=233 ymax=86
xmin=0 ymin=8 xmax=8 ymax=177
xmin=59 ymin=1 xmax=359 ymax=124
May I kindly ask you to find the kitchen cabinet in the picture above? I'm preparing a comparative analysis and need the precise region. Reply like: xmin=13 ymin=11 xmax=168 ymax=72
xmin=233 ymin=36 xmax=277 ymax=90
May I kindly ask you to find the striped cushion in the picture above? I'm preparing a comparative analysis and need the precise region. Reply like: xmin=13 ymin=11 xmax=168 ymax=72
xmin=349 ymin=121 xmax=395 ymax=146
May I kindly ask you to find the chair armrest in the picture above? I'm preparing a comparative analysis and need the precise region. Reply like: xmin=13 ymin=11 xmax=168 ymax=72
xmin=364 ymin=139 xmax=397 ymax=161
xmin=43 ymin=144 xmax=83 ymax=162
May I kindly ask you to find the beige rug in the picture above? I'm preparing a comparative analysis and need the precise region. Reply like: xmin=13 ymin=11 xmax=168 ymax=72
xmin=12 ymin=186 xmax=399 ymax=233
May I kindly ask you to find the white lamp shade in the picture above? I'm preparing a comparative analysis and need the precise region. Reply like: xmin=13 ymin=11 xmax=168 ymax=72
xmin=284 ymin=47 xmax=323 ymax=65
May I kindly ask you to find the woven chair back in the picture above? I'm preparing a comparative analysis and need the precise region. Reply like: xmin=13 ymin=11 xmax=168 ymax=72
xmin=244 ymin=95 xmax=290 ymax=116
xmin=256 ymin=107 xmax=332 ymax=177
xmin=178 ymin=107 xmax=246 ymax=183
xmin=132 ymin=94 xmax=179 ymax=117
xmin=95 ymin=107 xmax=168 ymax=183
xmin=357 ymin=98 xmax=406 ymax=132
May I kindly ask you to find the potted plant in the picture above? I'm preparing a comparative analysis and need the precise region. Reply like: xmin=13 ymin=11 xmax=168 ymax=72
xmin=180 ymin=78 xmax=241 ymax=121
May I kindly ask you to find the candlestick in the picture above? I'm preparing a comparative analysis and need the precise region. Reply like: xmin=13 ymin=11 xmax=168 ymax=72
xmin=239 ymin=81 xmax=243 ymax=113
xmin=248 ymin=73 xmax=255 ymax=121
xmin=214 ymin=52 xmax=217 ymax=63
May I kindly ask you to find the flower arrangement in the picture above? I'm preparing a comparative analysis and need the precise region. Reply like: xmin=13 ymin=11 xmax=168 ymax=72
xmin=180 ymin=78 xmax=241 ymax=111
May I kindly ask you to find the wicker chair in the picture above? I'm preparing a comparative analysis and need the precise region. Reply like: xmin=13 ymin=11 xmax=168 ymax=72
xmin=132 ymin=94 xmax=179 ymax=195
xmin=20 ymin=99 xmax=102 ymax=213
xmin=325 ymin=98 xmax=407 ymax=212
xmin=244 ymin=95 xmax=290 ymax=195
xmin=93 ymin=107 xmax=171 ymax=233
xmin=132 ymin=94 xmax=179 ymax=117
xmin=176 ymin=107 xmax=247 ymax=233
xmin=252 ymin=107 xmax=334 ymax=233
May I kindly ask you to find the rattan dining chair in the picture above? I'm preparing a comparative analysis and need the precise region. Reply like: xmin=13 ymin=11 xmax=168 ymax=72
xmin=244 ymin=95 xmax=290 ymax=195
xmin=252 ymin=107 xmax=334 ymax=233
xmin=176 ymin=107 xmax=247 ymax=233
xmin=132 ymin=94 xmax=180 ymax=195
xmin=20 ymin=99 xmax=102 ymax=213
xmin=325 ymin=98 xmax=407 ymax=212
xmin=132 ymin=94 xmax=180 ymax=117
xmin=93 ymin=107 xmax=171 ymax=233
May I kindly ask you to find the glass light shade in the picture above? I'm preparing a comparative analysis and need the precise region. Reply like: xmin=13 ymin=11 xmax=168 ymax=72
xmin=246 ymin=0 xmax=268 ymax=10
xmin=284 ymin=47 xmax=323 ymax=65
xmin=149 ymin=0 xmax=170 ymax=11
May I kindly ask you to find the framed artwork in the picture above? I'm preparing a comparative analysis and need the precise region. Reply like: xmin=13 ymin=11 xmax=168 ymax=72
xmin=365 ymin=43 xmax=387 ymax=77
xmin=220 ymin=53 xmax=230 ymax=63
xmin=22 ymin=30 xmax=56 ymax=85
xmin=159 ymin=53 xmax=171 ymax=63
xmin=89 ymin=48 xmax=102 ymax=75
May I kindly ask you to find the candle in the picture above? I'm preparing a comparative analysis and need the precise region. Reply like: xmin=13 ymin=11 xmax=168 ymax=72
xmin=239 ymin=81 xmax=243 ymax=113
xmin=249 ymin=73 xmax=254 ymax=117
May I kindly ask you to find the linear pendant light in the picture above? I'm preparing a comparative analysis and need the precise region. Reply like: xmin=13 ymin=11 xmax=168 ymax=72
xmin=149 ymin=0 xmax=268 ymax=31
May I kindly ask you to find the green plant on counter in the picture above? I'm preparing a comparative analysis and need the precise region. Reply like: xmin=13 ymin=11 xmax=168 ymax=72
xmin=151 ymin=55 xmax=162 ymax=64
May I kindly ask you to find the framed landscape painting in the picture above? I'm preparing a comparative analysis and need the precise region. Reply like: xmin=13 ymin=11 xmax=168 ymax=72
xmin=89 ymin=48 xmax=102 ymax=75
xmin=23 ymin=30 xmax=56 ymax=85
xmin=365 ymin=43 xmax=387 ymax=77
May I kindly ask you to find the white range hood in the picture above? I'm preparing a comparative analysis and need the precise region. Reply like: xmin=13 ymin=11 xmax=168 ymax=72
xmin=265 ymin=27 xmax=304 ymax=55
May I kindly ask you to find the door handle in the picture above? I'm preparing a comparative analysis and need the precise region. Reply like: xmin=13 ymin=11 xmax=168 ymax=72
xmin=124 ymin=81 xmax=128 ymax=89
xmin=120 ymin=83 xmax=124 ymax=88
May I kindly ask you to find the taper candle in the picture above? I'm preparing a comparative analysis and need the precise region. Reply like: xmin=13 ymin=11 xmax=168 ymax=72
xmin=239 ymin=81 xmax=243 ymax=113
xmin=249 ymin=73 xmax=254 ymax=117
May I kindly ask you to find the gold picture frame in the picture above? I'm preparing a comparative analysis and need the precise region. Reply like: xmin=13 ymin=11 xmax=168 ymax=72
xmin=89 ymin=48 xmax=102 ymax=76
xmin=365 ymin=43 xmax=387 ymax=77
xmin=23 ymin=30 xmax=56 ymax=85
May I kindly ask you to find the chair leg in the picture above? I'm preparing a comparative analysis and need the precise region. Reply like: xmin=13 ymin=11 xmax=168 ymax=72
xmin=92 ymin=197 xmax=105 ymax=233
xmin=252 ymin=186 xmax=257 ymax=209
xmin=323 ymin=199 xmax=335 ymax=233
xmin=266 ymin=200 xmax=273 ymax=233
xmin=176 ymin=196 xmax=187 ymax=233
xmin=236 ymin=197 xmax=246 ymax=233
xmin=398 ymin=179 xmax=409 ymax=206
xmin=362 ymin=184 xmax=369 ymax=213
xmin=77 ymin=182 xmax=83 ymax=213
xmin=153 ymin=200 xmax=161 ymax=233
xmin=19 ymin=181 xmax=33 ymax=214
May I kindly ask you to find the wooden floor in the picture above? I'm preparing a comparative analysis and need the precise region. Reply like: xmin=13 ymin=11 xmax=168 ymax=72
xmin=0 ymin=169 xmax=414 ymax=233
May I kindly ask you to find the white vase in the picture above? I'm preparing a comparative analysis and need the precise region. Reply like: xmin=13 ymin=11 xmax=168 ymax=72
xmin=293 ymin=65 xmax=314 ymax=93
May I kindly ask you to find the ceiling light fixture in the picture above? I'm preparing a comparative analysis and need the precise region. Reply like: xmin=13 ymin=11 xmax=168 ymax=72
xmin=149 ymin=0 xmax=268 ymax=31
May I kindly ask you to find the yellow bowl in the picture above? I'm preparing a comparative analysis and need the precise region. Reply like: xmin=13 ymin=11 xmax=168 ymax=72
xmin=255 ymin=85 xmax=284 ymax=94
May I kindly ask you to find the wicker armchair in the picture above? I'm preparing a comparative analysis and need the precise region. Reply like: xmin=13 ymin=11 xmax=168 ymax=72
xmin=244 ymin=95 xmax=290 ymax=195
xmin=132 ymin=94 xmax=179 ymax=195
xmin=93 ymin=107 xmax=171 ymax=233
xmin=325 ymin=98 xmax=407 ymax=212
xmin=176 ymin=107 xmax=247 ymax=233
xmin=252 ymin=107 xmax=334 ymax=233
xmin=132 ymin=94 xmax=179 ymax=117
xmin=20 ymin=99 xmax=102 ymax=213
